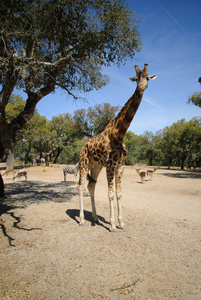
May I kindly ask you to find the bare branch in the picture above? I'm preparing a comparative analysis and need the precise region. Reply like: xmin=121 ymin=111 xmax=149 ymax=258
xmin=0 ymin=31 xmax=9 ymax=57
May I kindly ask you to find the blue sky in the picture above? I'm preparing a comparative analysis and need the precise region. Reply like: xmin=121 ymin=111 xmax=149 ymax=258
xmin=18 ymin=0 xmax=201 ymax=135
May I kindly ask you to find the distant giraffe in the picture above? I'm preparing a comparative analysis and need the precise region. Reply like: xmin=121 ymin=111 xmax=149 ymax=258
xmin=77 ymin=64 xmax=157 ymax=231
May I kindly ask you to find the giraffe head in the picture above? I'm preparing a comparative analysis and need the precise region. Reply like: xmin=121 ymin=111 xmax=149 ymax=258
xmin=129 ymin=64 xmax=157 ymax=91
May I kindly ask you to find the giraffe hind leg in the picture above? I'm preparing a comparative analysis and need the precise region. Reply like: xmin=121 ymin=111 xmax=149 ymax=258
xmin=106 ymin=167 xmax=118 ymax=232
xmin=87 ymin=174 xmax=97 ymax=183
xmin=115 ymin=164 xmax=125 ymax=230
xmin=87 ymin=164 xmax=102 ymax=223
xmin=77 ymin=167 xmax=88 ymax=226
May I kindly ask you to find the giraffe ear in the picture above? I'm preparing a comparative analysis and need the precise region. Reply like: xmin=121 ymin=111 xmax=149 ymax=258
xmin=129 ymin=76 xmax=138 ymax=82
xmin=149 ymin=75 xmax=157 ymax=80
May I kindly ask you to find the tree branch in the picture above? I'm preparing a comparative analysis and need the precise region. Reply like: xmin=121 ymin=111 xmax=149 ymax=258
xmin=46 ymin=72 xmax=78 ymax=100
xmin=16 ymin=55 xmax=74 ymax=70
xmin=0 ymin=60 xmax=20 ymax=123
xmin=0 ymin=30 xmax=9 ymax=57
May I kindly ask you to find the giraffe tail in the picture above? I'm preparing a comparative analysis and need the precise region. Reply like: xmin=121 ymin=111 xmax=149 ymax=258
xmin=87 ymin=174 xmax=97 ymax=183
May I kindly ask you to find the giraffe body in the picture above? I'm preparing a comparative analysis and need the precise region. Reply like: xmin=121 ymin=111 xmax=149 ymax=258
xmin=77 ymin=64 xmax=157 ymax=231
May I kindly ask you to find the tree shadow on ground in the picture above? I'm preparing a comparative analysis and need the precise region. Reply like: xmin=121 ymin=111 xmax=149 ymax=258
xmin=1 ymin=180 xmax=79 ymax=246
xmin=0 ymin=202 xmax=42 ymax=247
xmin=4 ymin=180 xmax=78 ymax=207
xmin=161 ymin=170 xmax=201 ymax=179
xmin=66 ymin=209 xmax=111 ymax=232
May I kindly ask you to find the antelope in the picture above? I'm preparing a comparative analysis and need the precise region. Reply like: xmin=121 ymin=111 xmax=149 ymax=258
xmin=13 ymin=170 xmax=27 ymax=181
xmin=2 ymin=170 xmax=16 ymax=176
xmin=147 ymin=167 xmax=157 ymax=180
xmin=136 ymin=169 xmax=146 ymax=183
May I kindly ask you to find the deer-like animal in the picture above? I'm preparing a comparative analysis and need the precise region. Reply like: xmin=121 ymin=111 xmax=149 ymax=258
xmin=13 ymin=170 xmax=27 ymax=181
xmin=2 ymin=170 xmax=16 ymax=176
xmin=136 ymin=169 xmax=146 ymax=183
xmin=147 ymin=167 xmax=157 ymax=180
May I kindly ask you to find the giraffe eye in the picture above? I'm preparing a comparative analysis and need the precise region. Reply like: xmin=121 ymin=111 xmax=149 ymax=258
xmin=146 ymin=76 xmax=150 ymax=81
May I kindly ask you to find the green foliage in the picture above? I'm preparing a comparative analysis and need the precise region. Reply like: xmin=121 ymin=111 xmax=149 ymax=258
xmin=10 ymin=94 xmax=120 ymax=163
xmin=87 ymin=103 xmax=120 ymax=135
xmin=124 ymin=131 xmax=139 ymax=165
xmin=8 ymin=94 xmax=201 ymax=169
xmin=5 ymin=95 xmax=25 ymax=123
xmin=187 ymin=75 xmax=201 ymax=108
xmin=124 ymin=119 xmax=201 ymax=169
xmin=124 ymin=131 xmax=163 ymax=166
xmin=187 ymin=92 xmax=201 ymax=108
xmin=0 ymin=0 xmax=141 ymax=151
xmin=161 ymin=118 xmax=201 ymax=169
xmin=58 ymin=138 xmax=87 ymax=164
xmin=73 ymin=103 xmax=119 ymax=137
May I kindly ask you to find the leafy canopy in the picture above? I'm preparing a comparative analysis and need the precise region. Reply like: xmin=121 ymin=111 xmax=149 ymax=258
xmin=187 ymin=76 xmax=201 ymax=108
xmin=0 ymin=0 xmax=141 ymax=150
xmin=0 ymin=0 xmax=141 ymax=94
xmin=188 ymin=92 xmax=201 ymax=108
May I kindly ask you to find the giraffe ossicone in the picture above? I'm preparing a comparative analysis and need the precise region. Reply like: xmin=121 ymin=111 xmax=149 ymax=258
xmin=77 ymin=64 xmax=157 ymax=232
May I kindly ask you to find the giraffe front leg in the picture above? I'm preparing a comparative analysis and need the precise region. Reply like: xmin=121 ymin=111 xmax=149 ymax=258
xmin=88 ymin=181 xmax=98 ymax=223
xmin=115 ymin=164 xmax=126 ymax=230
xmin=107 ymin=168 xmax=118 ymax=232
xmin=87 ymin=164 xmax=102 ymax=223
xmin=108 ymin=190 xmax=117 ymax=232
xmin=77 ymin=166 xmax=88 ymax=226
xmin=78 ymin=186 xmax=85 ymax=226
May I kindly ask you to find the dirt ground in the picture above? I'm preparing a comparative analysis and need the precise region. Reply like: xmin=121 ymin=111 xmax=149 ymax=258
xmin=0 ymin=163 xmax=201 ymax=300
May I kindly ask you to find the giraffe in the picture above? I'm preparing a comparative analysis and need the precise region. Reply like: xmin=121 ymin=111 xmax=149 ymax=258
xmin=77 ymin=64 xmax=157 ymax=232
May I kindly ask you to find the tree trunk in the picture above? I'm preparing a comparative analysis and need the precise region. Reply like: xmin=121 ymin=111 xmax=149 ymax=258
xmin=167 ymin=156 xmax=172 ymax=169
xmin=0 ymin=142 xmax=5 ymax=198
xmin=148 ymin=152 xmax=153 ymax=166
xmin=181 ymin=153 xmax=187 ymax=170
xmin=53 ymin=147 xmax=63 ymax=163
xmin=0 ymin=173 xmax=4 ymax=198
xmin=24 ymin=142 xmax=32 ymax=165
xmin=0 ymin=69 xmax=60 ymax=196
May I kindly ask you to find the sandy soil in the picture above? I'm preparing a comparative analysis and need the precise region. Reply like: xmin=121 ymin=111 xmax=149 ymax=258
xmin=0 ymin=164 xmax=201 ymax=300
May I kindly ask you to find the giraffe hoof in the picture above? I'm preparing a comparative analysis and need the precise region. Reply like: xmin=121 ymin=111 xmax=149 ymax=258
xmin=109 ymin=227 xmax=118 ymax=233
xmin=119 ymin=226 xmax=126 ymax=231
xmin=79 ymin=222 xmax=86 ymax=226
xmin=92 ymin=216 xmax=99 ymax=223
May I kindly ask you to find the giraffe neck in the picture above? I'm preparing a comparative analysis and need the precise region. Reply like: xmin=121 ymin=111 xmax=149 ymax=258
xmin=113 ymin=88 xmax=144 ymax=142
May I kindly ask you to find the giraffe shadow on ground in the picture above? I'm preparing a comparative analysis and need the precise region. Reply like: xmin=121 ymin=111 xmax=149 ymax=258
xmin=66 ymin=209 xmax=111 ymax=232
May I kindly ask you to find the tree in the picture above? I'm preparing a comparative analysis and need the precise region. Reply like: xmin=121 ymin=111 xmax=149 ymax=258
xmin=48 ymin=114 xmax=75 ymax=162
xmin=138 ymin=131 xmax=163 ymax=166
xmin=187 ymin=76 xmax=201 ymax=108
xmin=73 ymin=103 xmax=119 ymax=137
xmin=5 ymin=94 xmax=25 ymax=123
xmin=86 ymin=103 xmax=120 ymax=135
xmin=124 ymin=131 xmax=139 ymax=165
xmin=0 ymin=0 xmax=141 ymax=154
xmin=4 ymin=94 xmax=49 ymax=163
xmin=0 ymin=0 xmax=141 ymax=196
xmin=161 ymin=118 xmax=201 ymax=169
xmin=187 ymin=92 xmax=201 ymax=108
xmin=73 ymin=108 xmax=93 ymax=138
